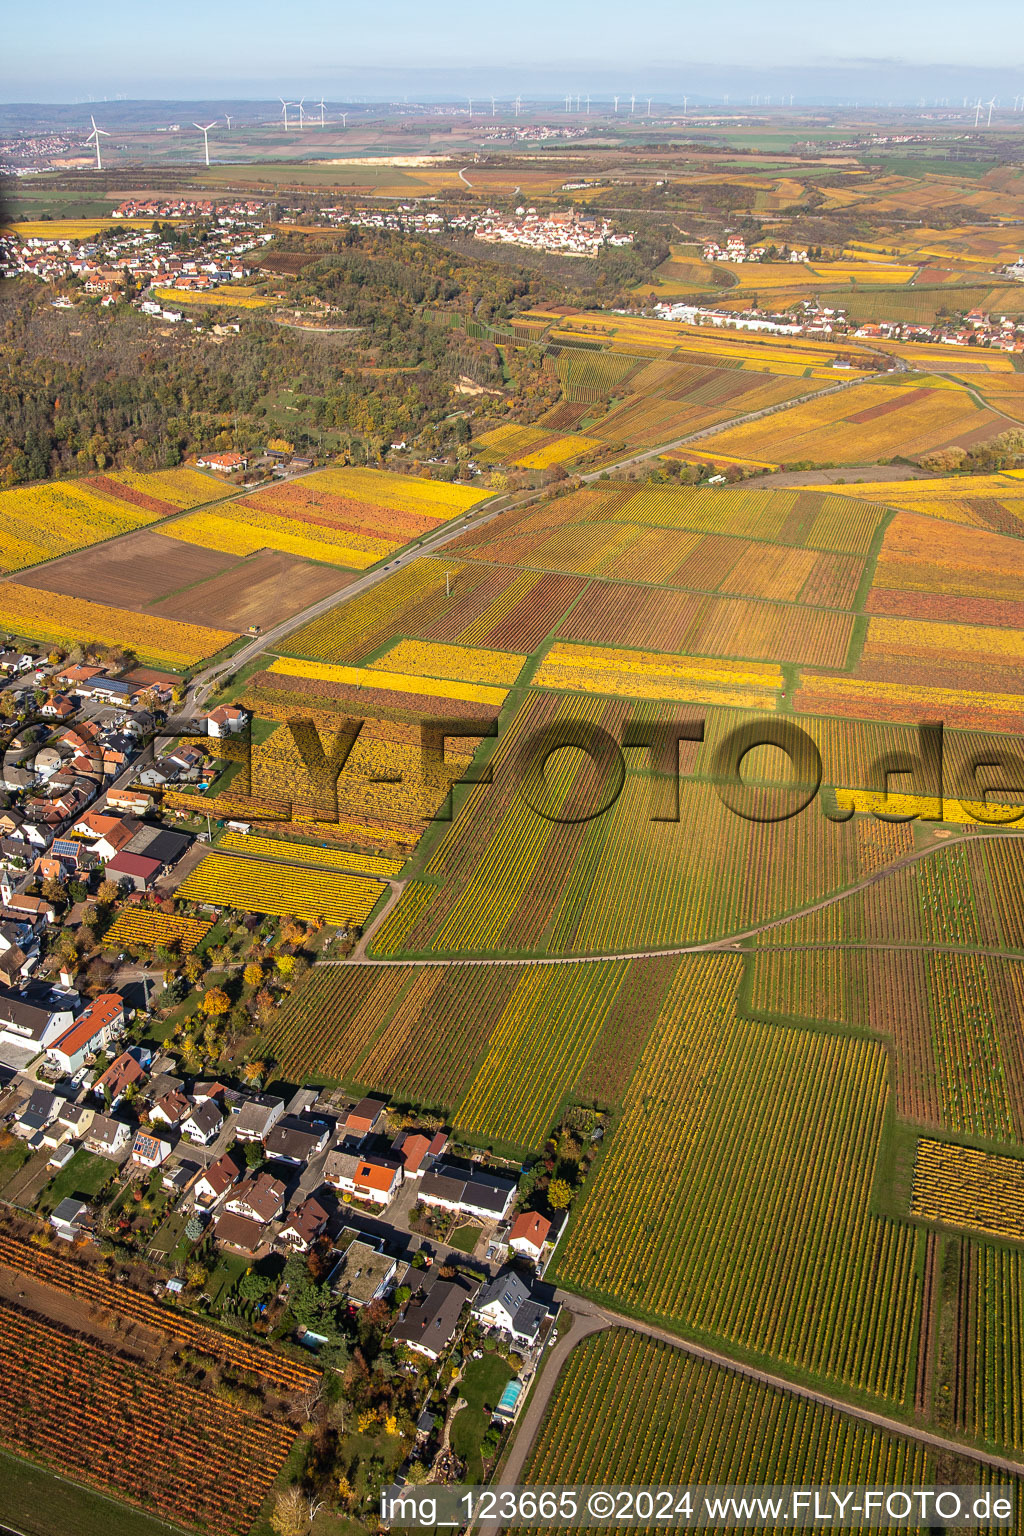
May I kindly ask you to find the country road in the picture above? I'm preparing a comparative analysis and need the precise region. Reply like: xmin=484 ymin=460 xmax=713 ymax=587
xmin=493 ymin=1295 xmax=1024 ymax=1500
xmin=321 ymin=823 xmax=1024 ymax=969
xmin=185 ymin=363 xmax=879 ymax=706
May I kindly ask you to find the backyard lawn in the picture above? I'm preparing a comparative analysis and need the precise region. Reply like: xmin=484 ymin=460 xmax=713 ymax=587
xmin=449 ymin=1351 xmax=515 ymax=1482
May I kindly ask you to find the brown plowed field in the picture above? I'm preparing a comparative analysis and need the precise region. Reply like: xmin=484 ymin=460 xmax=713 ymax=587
xmin=16 ymin=529 xmax=351 ymax=631
xmin=17 ymin=527 xmax=234 ymax=608
xmin=151 ymin=547 xmax=352 ymax=628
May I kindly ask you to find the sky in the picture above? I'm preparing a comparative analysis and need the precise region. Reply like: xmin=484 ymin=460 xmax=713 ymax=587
xmin=4 ymin=0 xmax=1024 ymax=101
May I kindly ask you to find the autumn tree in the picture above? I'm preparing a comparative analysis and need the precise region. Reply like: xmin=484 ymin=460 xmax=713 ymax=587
xmin=202 ymin=986 xmax=231 ymax=1017
xmin=548 ymin=1178 xmax=572 ymax=1210
xmin=270 ymin=1487 xmax=307 ymax=1536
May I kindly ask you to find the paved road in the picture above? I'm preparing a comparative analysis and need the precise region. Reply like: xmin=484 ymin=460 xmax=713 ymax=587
xmin=498 ymin=1294 xmax=1024 ymax=1492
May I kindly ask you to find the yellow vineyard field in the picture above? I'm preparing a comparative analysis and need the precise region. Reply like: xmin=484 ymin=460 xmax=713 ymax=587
xmin=217 ymin=829 xmax=403 ymax=879
xmin=104 ymin=907 xmax=213 ymax=954
xmin=366 ymin=639 xmax=526 ymax=688
xmin=534 ymin=642 xmax=783 ymax=708
xmin=268 ymin=655 xmax=508 ymax=706
xmin=0 ymin=583 xmax=234 ymax=667
xmin=160 ymin=508 xmax=391 ymax=568
xmin=177 ymin=851 xmax=384 ymax=926
xmin=911 ymin=1138 xmax=1024 ymax=1241
xmin=151 ymin=286 xmax=273 ymax=309
xmin=311 ymin=466 xmax=491 ymax=519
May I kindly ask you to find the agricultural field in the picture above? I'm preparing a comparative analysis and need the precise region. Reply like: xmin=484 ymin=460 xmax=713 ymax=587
xmin=554 ymin=956 xmax=922 ymax=1403
xmin=261 ymin=952 xmax=675 ymax=1143
xmin=217 ymin=829 xmax=404 ymax=878
xmin=0 ymin=581 xmax=235 ymax=667
xmin=0 ymin=467 xmax=235 ymax=574
xmin=103 ymin=907 xmax=213 ymax=955
xmin=704 ymin=376 xmax=1003 ymax=469
xmin=160 ymin=465 xmax=491 ymax=570
xmin=911 ymin=1138 xmax=1024 ymax=1241
xmin=151 ymin=284 xmax=273 ymax=308
xmin=0 ymin=1230 xmax=319 ymax=1393
xmin=0 ymin=1300 xmax=295 ymax=1536
xmin=17 ymin=534 xmax=350 ymax=632
xmin=175 ymin=849 xmax=385 ymax=925
xmin=525 ymin=1331 xmax=932 ymax=1494
xmin=473 ymin=421 xmax=605 ymax=468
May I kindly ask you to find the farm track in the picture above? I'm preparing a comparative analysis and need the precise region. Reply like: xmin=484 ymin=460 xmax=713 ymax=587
xmin=324 ymin=826 xmax=1024 ymax=968
xmin=495 ymin=1293 xmax=1024 ymax=1502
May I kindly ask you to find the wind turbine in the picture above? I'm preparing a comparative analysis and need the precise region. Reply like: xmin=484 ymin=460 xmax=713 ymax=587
xmin=85 ymin=114 xmax=110 ymax=170
xmin=297 ymin=98 xmax=306 ymax=127
xmin=318 ymin=98 xmax=327 ymax=126
xmin=630 ymin=93 xmax=636 ymax=114
xmin=194 ymin=120 xmax=217 ymax=166
xmin=586 ymin=94 xmax=590 ymax=114
xmin=491 ymin=95 xmax=496 ymax=116
xmin=468 ymin=96 xmax=473 ymax=117
xmin=223 ymin=113 xmax=232 ymax=130
xmin=974 ymin=98 xmax=982 ymax=127
xmin=987 ymin=98 xmax=996 ymax=126
xmin=647 ymin=97 xmax=652 ymax=116
xmin=279 ymin=97 xmax=294 ymax=130
xmin=340 ymin=111 xmax=348 ymax=127
xmin=613 ymin=95 xmax=619 ymax=113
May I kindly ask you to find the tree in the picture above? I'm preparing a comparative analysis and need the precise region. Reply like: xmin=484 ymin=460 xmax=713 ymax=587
xmin=270 ymin=1487 xmax=307 ymax=1536
xmin=202 ymin=986 xmax=231 ymax=1017
xmin=97 ymin=879 xmax=119 ymax=906
xmin=547 ymin=1178 xmax=572 ymax=1210
xmin=243 ymin=1058 xmax=266 ymax=1089
xmin=185 ymin=1259 xmax=209 ymax=1289
xmin=184 ymin=954 xmax=204 ymax=986
xmin=238 ymin=1272 xmax=274 ymax=1304
xmin=275 ymin=954 xmax=295 ymax=979
xmin=243 ymin=960 xmax=264 ymax=987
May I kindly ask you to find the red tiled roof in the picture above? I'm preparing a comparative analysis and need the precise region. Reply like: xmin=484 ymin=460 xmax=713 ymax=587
xmin=509 ymin=1210 xmax=551 ymax=1249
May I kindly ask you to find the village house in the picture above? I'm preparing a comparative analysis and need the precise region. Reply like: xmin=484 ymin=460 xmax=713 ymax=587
xmin=85 ymin=1113 xmax=132 ymax=1158
xmin=213 ymin=1211 xmax=266 ymax=1256
xmin=419 ymin=1163 xmax=517 ymax=1223
xmin=392 ymin=1273 xmax=479 ymax=1361
xmin=50 ymin=1197 xmax=89 ymax=1240
xmin=391 ymin=1128 xmax=448 ymax=1178
xmin=93 ymin=1046 xmax=151 ymax=1108
xmin=472 ymin=1269 xmax=549 ymax=1348
xmin=0 ymin=990 xmax=76 ymax=1055
xmin=206 ymin=705 xmax=247 ymax=738
xmin=233 ymin=1092 xmax=285 ymax=1142
xmin=224 ymin=1170 xmax=286 ymax=1224
xmin=328 ymin=1231 xmax=398 ymax=1307
xmin=45 ymin=993 xmax=125 ymax=1076
xmin=263 ymin=1114 xmax=331 ymax=1165
xmin=180 ymin=1099 xmax=222 ymax=1144
xmin=507 ymin=1210 xmax=552 ymax=1265
xmin=131 ymin=1130 xmax=171 ymax=1169
xmin=196 ymin=451 xmax=248 ymax=472
xmin=278 ymin=1195 xmax=330 ymax=1252
xmin=345 ymin=1096 xmax=387 ymax=1141
xmin=150 ymin=1088 xmax=191 ymax=1128
xmin=192 ymin=1148 xmax=244 ymax=1207
xmin=324 ymin=1150 xmax=402 ymax=1207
